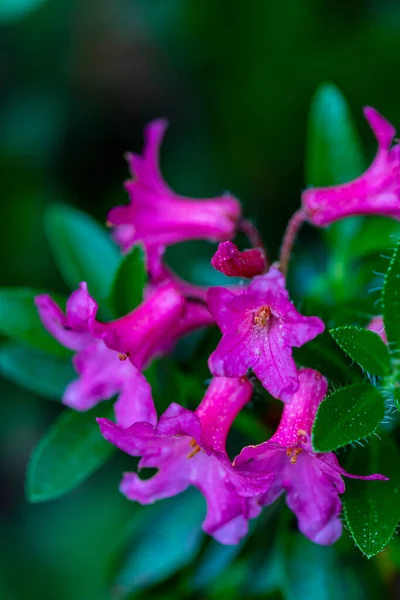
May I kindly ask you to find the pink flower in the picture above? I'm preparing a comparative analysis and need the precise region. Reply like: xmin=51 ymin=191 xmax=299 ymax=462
xmin=97 ymin=376 xmax=274 ymax=544
xmin=207 ymin=267 xmax=325 ymax=401
xmin=211 ymin=241 xmax=267 ymax=278
xmin=35 ymin=281 xmax=185 ymax=426
xmin=107 ymin=119 xmax=241 ymax=276
xmin=367 ymin=316 xmax=388 ymax=344
xmin=234 ymin=369 xmax=388 ymax=545
xmin=302 ymin=107 xmax=400 ymax=226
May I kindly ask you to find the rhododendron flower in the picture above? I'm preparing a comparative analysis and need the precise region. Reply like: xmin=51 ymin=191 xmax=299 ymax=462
xmin=207 ymin=267 xmax=325 ymax=401
xmin=35 ymin=281 xmax=185 ymax=425
xmin=234 ymin=369 xmax=388 ymax=545
xmin=367 ymin=316 xmax=388 ymax=344
xmin=98 ymin=376 xmax=274 ymax=544
xmin=211 ymin=241 xmax=267 ymax=278
xmin=107 ymin=119 xmax=241 ymax=276
xmin=302 ymin=107 xmax=400 ymax=226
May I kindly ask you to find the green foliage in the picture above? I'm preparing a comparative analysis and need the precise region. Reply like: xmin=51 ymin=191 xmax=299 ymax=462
xmin=0 ymin=0 xmax=47 ymax=22
xmin=0 ymin=343 xmax=75 ymax=400
xmin=0 ymin=287 xmax=71 ymax=357
xmin=280 ymin=533 xmax=352 ymax=600
xmin=113 ymin=488 xmax=204 ymax=592
xmin=312 ymin=385 xmax=385 ymax=452
xmin=110 ymin=244 xmax=147 ymax=317
xmin=26 ymin=403 xmax=116 ymax=502
xmin=45 ymin=204 xmax=120 ymax=304
xmin=293 ymin=331 xmax=362 ymax=384
xmin=343 ymin=437 xmax=400 ymax=558
xmin=306 ymin=82 xmax=364 ymax=187
xmin=330 ymin=326 xmax=391 ymax=376
xmin=382 ymin=238 xmax=400 ymax=349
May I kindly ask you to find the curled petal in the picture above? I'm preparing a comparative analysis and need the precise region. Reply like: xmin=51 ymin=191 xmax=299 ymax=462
xmin=211 ymin=241 xmax=267 ymax=278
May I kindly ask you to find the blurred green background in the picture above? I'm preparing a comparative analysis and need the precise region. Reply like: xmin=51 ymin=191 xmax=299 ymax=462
xmin=2 ymin=1 xmax=400 ymax=598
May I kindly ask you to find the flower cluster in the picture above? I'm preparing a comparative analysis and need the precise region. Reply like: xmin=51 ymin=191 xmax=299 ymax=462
xmin=36 ymin=114 xmax=393 ymax=545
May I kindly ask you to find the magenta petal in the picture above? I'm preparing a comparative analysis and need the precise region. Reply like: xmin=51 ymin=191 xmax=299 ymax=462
xmin=113 ymin=367 xmax=157 ymax=427
xmin=107 ymin=119 xmax=241 ymax=257
xmin=367 ymin=316 xmax=388 ymax=344
xmin=207 ymin=271 xmax=324 ymax=402
xmin=211 ymin=241 xmax=267 ymax=278
xmin=63 ymin=341 xmax=124 ymax=411
xmin=155 ymin=403 xmax=203 ymax=440
xmin=302 ymin=107 xmax=400 ymax=226
xmin=285 ymin=453 xmax=343 ymax=545
xmin=319 ymin=452 xmax=389 ymax=482
xmin=363 ymin=106 xmax=396 ymax=149
xmin=65 ymin=282 xmax=98 ymax=331
xmin=35 ymin=294 xmax=89 ymax=351
xmin=97 ymin=418 xmax=156 ymax=456
xmin=121 ymin=459 xmax=190 ymax=504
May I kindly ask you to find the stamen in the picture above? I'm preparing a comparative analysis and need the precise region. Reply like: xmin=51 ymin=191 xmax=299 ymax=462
xmin=187 ymin=441 xmax=201 ymax=459
xmin=291 ymin=448 xmax=303 ymax=464
xmin=286 ymin=448 xmax=293 ymax=457
xmin=253 ymin=306 xmax=271 ymax=327
xmin=297 ymin=429 xmax=307 ymax=439
xmin=117 ymin=352 xmax=130 ymax=361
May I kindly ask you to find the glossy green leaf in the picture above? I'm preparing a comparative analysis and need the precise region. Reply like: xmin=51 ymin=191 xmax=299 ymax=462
xmin=26 ymin=403 xmax=116 ymax=502
xmin=0 ymin=343 xmax=75 ymax=400
xmin=114 ymin=488 xmax=204 ymax=591
xmin=330 ymin=326 xmax=391 ymax=376
xmin=45 ymin=203 xmax=120 ymax=302
xmin=0 ymin=288 xmax=71 ymax=357
xmin=312 ymin=384 xmax=385 ymax=452
xmin=382 ymin=239 xmax=400 ymax=348
xmin=343 ymin=436 xmax=400 ymax=558
xmin=110 ymin=244 xmax=146 ymax=318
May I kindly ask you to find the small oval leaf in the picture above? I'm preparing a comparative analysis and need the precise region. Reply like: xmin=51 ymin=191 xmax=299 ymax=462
xmin=0 ymin=288 xmax=71 ymax=357
xmin=0 ymin=343 xmax=75 ymax=400
xmin=45 ymin=203 xmax=120 ymax=302
xmin=382 ymin=239 xmax=400 ymax=348
xmin=110 ymin=245 xmax=147 ymax=318
xmin=343 ymin=436 xmax=400 ymax=558
xmin=26 ymin=403 xmax=116 ymax=502
xmin=312 ymin=384 xmax=385 ymax=452
xmin=330 ymin=326 xmax=391 ymax=376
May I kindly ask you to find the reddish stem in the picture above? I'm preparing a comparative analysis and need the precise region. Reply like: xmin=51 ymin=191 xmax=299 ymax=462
xmin=279 ymin=209 xmax=306 ymax=276
xmin=240 ymin=219 xmax=264 ymax=249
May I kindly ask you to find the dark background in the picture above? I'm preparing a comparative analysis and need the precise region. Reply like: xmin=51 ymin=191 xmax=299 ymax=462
xmin=1 ymin=1 xmax=400 ymax=598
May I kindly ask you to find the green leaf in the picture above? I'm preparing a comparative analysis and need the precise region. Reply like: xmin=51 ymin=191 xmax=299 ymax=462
xmin=0 ymin=0 xmax=47 ymax=22
xmin=305 ymin=83 xmax=366 ymax=300
xmin=382 ymin=239 xmax=400 ymax=348
xmin=0 ymin=288 xmax=71 ymax=357
xmin=45 ymin=203 xmax=120 ymax=302
xmin=312 ymin=384 xmax=385 ymax=452
xmin=343 ymin=436 xmax=400 ymax=558
xmin=114 ymin=488 xmax=204 ymax=591
xmin=348 ymin=217 xmax=400 ymax=259
xmin=281 ymin=533 xmax=359 ymax=600
xmin=306 ymin=82 xmax=365 ymax=188
xmin=0 ymin=343 xmax=75 ymax=400
xmin=110 ymin=245 xmax=146 ymax=318
xmin=191 ymin=540 xmax=243 ymax=591
xmin=293 ymin=331 xmax=362 ymax=384
xmin=26 ymin=403 xmax=116 ymax=502
xmin=330 ymin=326 xmax=391 ymax=376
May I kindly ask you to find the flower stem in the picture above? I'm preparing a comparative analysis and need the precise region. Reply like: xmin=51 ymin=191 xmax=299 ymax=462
xmin=279 ymin=209 xmax=306 ymax=276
